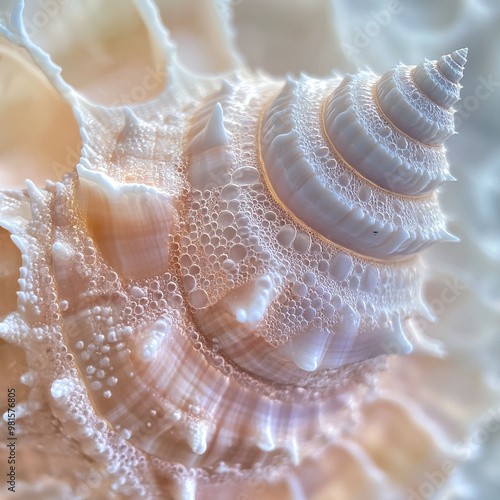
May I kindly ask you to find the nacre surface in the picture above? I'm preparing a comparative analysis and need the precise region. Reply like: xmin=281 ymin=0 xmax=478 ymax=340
xmin=0 ymin=1 xmax=499 ymax=500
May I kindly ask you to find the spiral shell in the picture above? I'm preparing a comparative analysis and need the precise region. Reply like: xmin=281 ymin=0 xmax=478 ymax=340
xmin=0 ymin=1 xmax=484 ymax=499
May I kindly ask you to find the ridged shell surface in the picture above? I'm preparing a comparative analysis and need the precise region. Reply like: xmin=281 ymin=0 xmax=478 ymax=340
xmin=0 ymin=1 xmax=498 ymax=500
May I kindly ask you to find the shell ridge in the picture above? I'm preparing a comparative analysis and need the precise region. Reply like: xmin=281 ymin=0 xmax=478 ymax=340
xmin=0 ymin=2 xmax=484 ymax=494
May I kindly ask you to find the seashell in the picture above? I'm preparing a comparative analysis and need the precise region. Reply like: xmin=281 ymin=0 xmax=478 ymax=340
xmin=75 ymin=163 xmax=175 ymax=280
xmin=0 ymin=1 xmax=497 ymax=499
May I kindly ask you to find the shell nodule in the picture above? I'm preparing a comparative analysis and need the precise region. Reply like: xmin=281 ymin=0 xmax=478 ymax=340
xmin=0 ymin=2 xmax=479 ymax=497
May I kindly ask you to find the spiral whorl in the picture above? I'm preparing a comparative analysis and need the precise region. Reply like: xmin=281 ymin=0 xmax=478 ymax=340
xmin=437 ymin=48 xmax=468 ymax=83
xmin=375 ymin=49 xmax=468 ymax=146
xmin=260 ymin=51 xmax=466 ymax=259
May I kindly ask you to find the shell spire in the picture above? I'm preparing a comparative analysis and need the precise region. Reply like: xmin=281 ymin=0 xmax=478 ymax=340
xmin=437 ymin=48 xmax=468 ymax=83
xmin=376 ymin=49 xmax=468 ymax=146
xmin=261 ymin=50 xmax=467 ymax=260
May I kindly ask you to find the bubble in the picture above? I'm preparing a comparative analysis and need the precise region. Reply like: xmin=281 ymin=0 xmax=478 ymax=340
xmin=338 ymin=172 xmax=351 ymax=187
xmin=324 ymin=304 xmax=335 ymax=318
xmin=302 ymin=272 xmax=316 ymax=286
xmin=131 ymin=286 xmax=145 ymax=299
xmin=235 ymin=213 xmax=250 ymax=227
xmin=220 ymin=184 xmax=240 ymax=200
xmin=358 ymin=185 xmax=372 ymax=202
xmin=264 ymin=211 xmax=277 ymax=222
xmin=303 ymin=307 xmax=316 ymax=321
xmin=311 ymin=242 xmax=322 ymax=254
xmin=311 ymin=297 xmax=323 ymax=309
xmin=183 ymin=275 xmax=196 ymax=291
xmin=190 ymin=265 xmax=201 ymax=275
xmin=222 ymin=259 xmax=235 ymax=271
xmin=318 ymin=260 xmax=330 ymax=273
xmin=218 ymin=210 xmax=234 ymax=227
xmin=315 ymin=146 xmax=330 ymax=157
xmin=228 ymin=200 xmax=240 ymax=213
xmin=397 ymin=136 xmax=407 ymax=149
xmin=149 ymin=280 xmax=160 ymax=291
xmin=293 ymin=231 xmax=311 ymax=254
xmin=189 ymin=289 xmax=209 ymax=308
xmin=171 ymin=294 xmax=183 ymax=307
xmin=330 ymin=252 xmax=352 ymax=280
xmin=276 ymin=225 xmax=296 ymax=248
xmin=229 ymin=244 xmax=247 ymax=262
xmin=232 ymin=166 xmax=260 ymax=185
xmin=379 ymin=126 xmax=391 ymax=137
xmin=349 ymin=276 xmax=359 ymax=290
xmin=292 ymin=283 xmax=307 ymax=297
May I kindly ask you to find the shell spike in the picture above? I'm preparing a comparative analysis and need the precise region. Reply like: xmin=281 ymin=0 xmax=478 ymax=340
xmin=188 ymin=102 xmax=229 ymax=154
xmin=122 ymin=106 xmax=141 ymax=126
xmin=75 ymin=166 xmax=173 ymax=280
xmin=180 ymin=421 xmax=208 ymax=455
xmin=25 ymin=179 xmax=47 ymax=220
xmin=205 ymin=102 xmax=229 ymax=146
xmin=284 ymin=74 xmax=298 ymax=90
xmin=417 ymin=299 xmax=437 ymax=323
xmin=440 ymin=229 xmax=460 ymax=243
xmin=170 ymin=476 xmax=197 ymax=500
xmin=186 ymin=100 xmax=234 ymax=190
xmin=406 ymin=321 xmax=446 ymax=357
xmin=10 ymin=234 xmax=28 ymax=255
xmin=218 ymin=79 xmax=234 ymax=97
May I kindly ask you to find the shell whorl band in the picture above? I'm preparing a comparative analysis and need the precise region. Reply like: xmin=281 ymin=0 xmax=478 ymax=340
xmin=260 ymin=50 xmax=466 ymax=261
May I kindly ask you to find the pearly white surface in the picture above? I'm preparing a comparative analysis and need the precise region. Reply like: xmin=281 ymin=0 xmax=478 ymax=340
xmin=0 ymin=1 xmax=498 ymax=499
